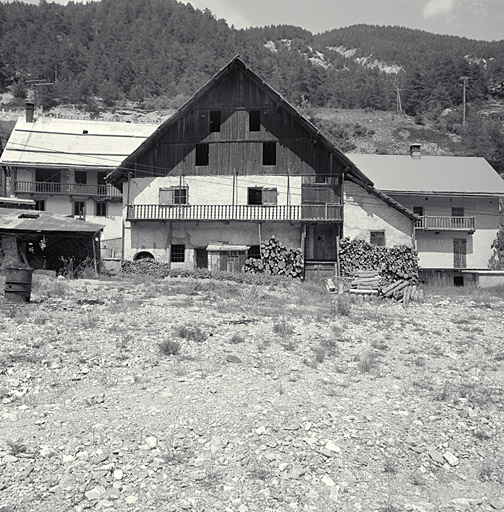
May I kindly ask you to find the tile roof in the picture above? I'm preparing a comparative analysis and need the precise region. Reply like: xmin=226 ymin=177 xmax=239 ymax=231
xmin=347 ymin=154 xmax=504 ymax=196
xmin=0 ymin=117 xmax=158 ymax=169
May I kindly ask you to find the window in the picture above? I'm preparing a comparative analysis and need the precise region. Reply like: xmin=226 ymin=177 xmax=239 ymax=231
xmin=35 ymin=200 xmax=45 ymax=211
xmin=370 ymin=231 xmax=385 ymax=247
xmin=159 ymin=186 xmax=188 ymax=205
xmin=95 ymin=201 xmax=107 ymax=217
xmin=196 ymin=143 xmax=209 ymax=166
xmin=452 ymin=207 xmax=464 ymax=217
xmin=35 ymin=168 xmax=61 ymax=193
xmin=73 ymin=201 xmax=85 ymax=217
xmin=413 ymin=206 xmax=424 ymax=216
xmin=75 ymin=171 xmax=87 ymax=184
xmin=249 ymin=110 xmax=260 ymax=132
xmin=209 ymin=111 xmax=221 ymax=132
xmin=171 ymin=244 xmax=185 ymax=263
xmin=248 ymin=245 xmax=261 ymax=259
xmin=263 ymin=142 xmax=276 ymax=165
xmin=315 ymin=175 xmax=328 ymax=184
xmin=247 ymin=187 xmax=277 ymax=205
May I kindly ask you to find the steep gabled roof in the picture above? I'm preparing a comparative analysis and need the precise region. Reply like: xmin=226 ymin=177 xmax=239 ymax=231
xmin=347 ymin=154 xmax=504 ymax=197
xmin=106 ymin=56 xmax=372 ymax=188
xmin=0 ymin=118 xmax=157 ymax=170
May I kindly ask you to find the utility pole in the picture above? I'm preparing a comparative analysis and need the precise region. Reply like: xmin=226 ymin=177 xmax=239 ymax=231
xmin=395 ymin=86 xmax=402 ymax=112
xmin=460 ymin=76 xmax=469 ymax=125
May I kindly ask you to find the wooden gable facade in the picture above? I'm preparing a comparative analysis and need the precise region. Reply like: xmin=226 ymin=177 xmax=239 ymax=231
xmin=108 ymin=57 xmax=369 ymax=188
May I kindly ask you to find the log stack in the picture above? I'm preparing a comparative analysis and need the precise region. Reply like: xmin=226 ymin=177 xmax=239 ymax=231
xmin=348 ymin=270 xmax=381 ymax=296
xmin=379 ymin=279 xmax=424 ymax=304
xmin=245 ymin=236 xmax=304 ymax=279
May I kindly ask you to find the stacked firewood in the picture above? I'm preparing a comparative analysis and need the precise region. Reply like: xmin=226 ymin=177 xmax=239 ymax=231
xmin=379 ymin=279 xmax=424 ymax=303
xmin=245 ymin=236 xmax=304 ymax=278
xmin=348 ymin=270 xmax=381 ymax=295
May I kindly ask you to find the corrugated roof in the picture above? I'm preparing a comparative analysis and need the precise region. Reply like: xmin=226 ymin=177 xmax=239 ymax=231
xmin=0 ymin=208 xmax=104 ymax=235
xmin=0 ymin=117 xmax=158 ymax=169
xmin=347 ymin=154 xmax=504 ymax=196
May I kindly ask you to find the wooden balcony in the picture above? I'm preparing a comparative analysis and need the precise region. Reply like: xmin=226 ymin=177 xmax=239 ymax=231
xmin=415 ymin=216 xmax=476 ymax=233
xmin=15 ymin=181 xmax=122 ymax=199
xmin=127 ymin=204 xmax=343 ymax=222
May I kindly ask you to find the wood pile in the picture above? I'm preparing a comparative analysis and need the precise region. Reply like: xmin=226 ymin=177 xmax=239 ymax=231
xmin=339 ymin=237 xmax=419 ymax=284
xmin=379 ymin=279 xmax=424 ymax=304
xmin=245 ymin=236 xmax=304 ymax=278
xmin=348 ymin=270 xmax=381 ymax=296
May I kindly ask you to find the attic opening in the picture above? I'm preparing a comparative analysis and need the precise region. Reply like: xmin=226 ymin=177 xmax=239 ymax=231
xmin=249 ymin=110 xmax=260 ymax=132
xmin=209 ymin=111 xmax=221 ymax=132
xmin=263 ymin=142 xmax=276 ymax=166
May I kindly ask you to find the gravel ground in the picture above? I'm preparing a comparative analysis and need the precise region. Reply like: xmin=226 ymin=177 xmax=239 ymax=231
xmin=0 ymin=275 xmax=503 ymax=512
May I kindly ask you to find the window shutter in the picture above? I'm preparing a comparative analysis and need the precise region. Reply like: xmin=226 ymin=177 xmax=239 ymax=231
xmin=262 ymin=188 xmax=278 ymax=205
xmin=159 ymin=188 xmax=174 ymax=205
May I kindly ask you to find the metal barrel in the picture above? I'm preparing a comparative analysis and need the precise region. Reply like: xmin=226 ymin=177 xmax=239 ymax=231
xmin=4 ymin=267 xmax=33 ymax=303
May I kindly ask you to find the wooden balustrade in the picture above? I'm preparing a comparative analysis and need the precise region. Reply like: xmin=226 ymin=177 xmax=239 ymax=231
xmin=127 ymin=203 xmax=343 ymax=222
xmin=415 ymin=216 xmax=476 ymax=232
xmin=14 ymin=181 xmax=122 ymax=197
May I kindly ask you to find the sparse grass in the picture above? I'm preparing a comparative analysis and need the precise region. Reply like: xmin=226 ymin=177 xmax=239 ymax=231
xmin=175 ymin=325 xmax=207 ymax=343
xmin=273 ymin=318 xmax=294 ymax=336
xmin=379 ymin=503 xmax=402 ymax=512
xmin=229 ymin=334 xmax=245 ymax=344
xmin=334 ymin=294 xmax=352 ymax=316
xmin=159 ymin=339 xmax=181 ymax=356
xmin=383 ymin=457 xmax=398 ymax=474
xmin=248 ymin=466 xmax=273 ymax=481
xmin=6 ymin=439 xmax=28 ymax=456
xmin=478 ymin=463 xmax=494 ymax=481
xmin=434 ymin=382 xmax=452 ymax=401
xmin=358 ymin=350 xmax=378 ymax=373
xmin=371 ymin=339 xmax=388 ymax=351
xmin=80 ymin=313 xmax=100 ymax=329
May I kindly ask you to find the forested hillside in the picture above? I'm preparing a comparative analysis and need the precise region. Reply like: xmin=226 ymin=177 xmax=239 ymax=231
xmin=0 ymin=0 xmax=503 ymax=169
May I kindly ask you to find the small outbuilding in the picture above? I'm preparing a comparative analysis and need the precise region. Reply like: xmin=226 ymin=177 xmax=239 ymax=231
xmin=0 ymin=208 xmax=104 ymax=273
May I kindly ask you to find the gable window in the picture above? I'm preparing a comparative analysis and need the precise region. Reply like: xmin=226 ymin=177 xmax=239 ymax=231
xmin=95 ymin=201 xmax=107 ymax=217
xmin=370 ymin=231 xmax=385 ymax=247
xmin=196 ymin=143 xmax=209 ymax=166
xmin=35 ymin=200 xmax=45 ymax=211
xmin=263 ymin=142 xmax=276 ymax=166
xmin=75 ymin=171 xmax=87 ymax=184
xmin=171 ymin=244 xmax=185 ymax=263
xmin=159 ymin=186 xmax=188 ymax=205
xmin=247 ymin=187 xmax=277 ymax=206
xmin=413 ymin=206 xmax=424 ymax=216
xmin=209 ymin=111 xmax=221 ymax=132
xmin=73 ymin=201 xmax=85 ymax=217
xmin=249 ymin=110 xmax=260 ymax=132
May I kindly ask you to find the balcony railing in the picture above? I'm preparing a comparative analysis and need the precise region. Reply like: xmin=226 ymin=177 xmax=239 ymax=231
xmin=415 ymin=216 xmax=476 ymax=232
xmin=127 ymin=203 xmax=343 ymax=222
xmin=14 ymin=181 xmax=122 ymax=198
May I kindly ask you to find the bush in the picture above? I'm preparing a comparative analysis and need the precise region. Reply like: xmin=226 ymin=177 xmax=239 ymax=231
xmin=159 ymin=340 xmax=181 ymax=356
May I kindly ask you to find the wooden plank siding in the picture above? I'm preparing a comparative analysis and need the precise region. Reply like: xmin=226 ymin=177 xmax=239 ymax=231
xmin=131 ymin=68 xmax=345 ymax=179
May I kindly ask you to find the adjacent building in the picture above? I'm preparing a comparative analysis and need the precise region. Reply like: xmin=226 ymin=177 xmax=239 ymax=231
xmin=0 ymin=106 xmax=157 ymax=257
xmin=349 ymin=148 xmax=504 ymax=285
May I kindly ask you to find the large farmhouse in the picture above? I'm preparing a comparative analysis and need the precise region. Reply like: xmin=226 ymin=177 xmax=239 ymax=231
xmin=107 ymin=57 xmax=416 ymax=279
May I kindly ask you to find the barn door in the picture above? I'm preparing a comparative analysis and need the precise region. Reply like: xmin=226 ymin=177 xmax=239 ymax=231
xmin=305 ymin=224 xmax=338 ymax=261
xmin=453 ymin=239 xmax=467 ymax=268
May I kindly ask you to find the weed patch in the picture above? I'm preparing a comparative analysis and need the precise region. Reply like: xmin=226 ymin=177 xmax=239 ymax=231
xmin=175 ymin=325 xmax=207 ymax=343
xmin=159 ymin=340 xmax=181 ymax=356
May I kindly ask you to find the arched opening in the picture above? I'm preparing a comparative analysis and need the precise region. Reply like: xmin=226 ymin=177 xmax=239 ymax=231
xmin=134 ymin=251 xmax=154 ymax=261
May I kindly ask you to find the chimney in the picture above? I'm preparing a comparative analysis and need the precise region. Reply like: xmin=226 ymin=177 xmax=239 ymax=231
xmin=25 ymin=102 xmax=35 ymax=123
xmin=410 ymin=143 xmax=421 ymax=159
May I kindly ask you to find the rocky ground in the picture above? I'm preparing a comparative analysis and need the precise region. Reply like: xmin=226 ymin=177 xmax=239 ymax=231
xmin=0 ymin=274 xmax=503 ymax=512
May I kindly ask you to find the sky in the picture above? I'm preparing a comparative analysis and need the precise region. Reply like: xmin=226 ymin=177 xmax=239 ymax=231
xmin=8 ymin=0 xmax=504 ymax=42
